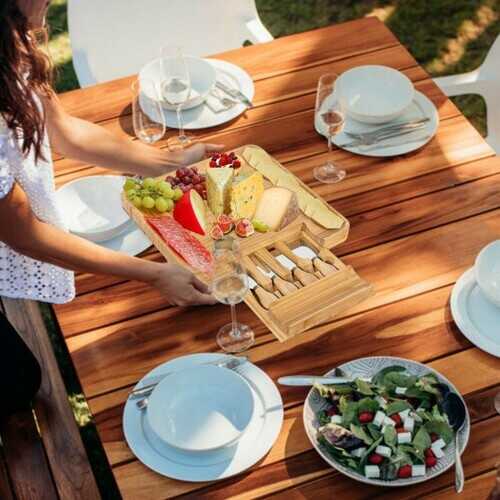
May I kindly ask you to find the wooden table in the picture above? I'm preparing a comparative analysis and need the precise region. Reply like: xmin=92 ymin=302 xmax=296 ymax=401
xmin=52 ymin=17 xmax=500 ymax=499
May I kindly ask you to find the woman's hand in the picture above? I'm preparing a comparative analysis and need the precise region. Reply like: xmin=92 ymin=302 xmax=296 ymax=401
xmin=172 ymin=142 xmax=225 ymax=167
xmin=149 ymin=263 xmax=217 ymax=307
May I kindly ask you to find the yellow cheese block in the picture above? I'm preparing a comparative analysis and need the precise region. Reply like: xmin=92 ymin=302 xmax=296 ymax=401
xmin=206 ymin=167 xmax=233 ymax=216
xmin=253 ymin=187 xmax=299 ymax=231
xmin=230 ymin=171 xmax=264 ymax=220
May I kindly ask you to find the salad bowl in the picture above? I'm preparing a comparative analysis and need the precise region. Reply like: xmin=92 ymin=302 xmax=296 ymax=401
xmin=303 ymin=356 xmax=470 ymax=487
xmin=146 ymin=364 xmax=255 ymax=453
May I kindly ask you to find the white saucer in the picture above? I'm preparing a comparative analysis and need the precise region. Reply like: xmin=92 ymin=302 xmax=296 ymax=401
xmin=97 ymin=222 xmax=151 ymax=257
xmin=451 ymin=268 xmax=500 ymax=358
xmin=123 ymin=353 xmax=284 ymax=482
xmin=163 ymin=59 xmax=254 ymax=130
xmin=315 ymin=90 xmax=439 ymax=157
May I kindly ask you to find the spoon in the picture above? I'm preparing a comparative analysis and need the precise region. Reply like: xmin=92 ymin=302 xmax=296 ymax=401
xmin=136 ymin=397 xmax=149 ymax=410
xmin=438 ymin=385 xmax=467 ymax=493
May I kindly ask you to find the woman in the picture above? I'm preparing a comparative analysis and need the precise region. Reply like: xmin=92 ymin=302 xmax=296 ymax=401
xmin=0 ymin=0 xmax=219 ymax=416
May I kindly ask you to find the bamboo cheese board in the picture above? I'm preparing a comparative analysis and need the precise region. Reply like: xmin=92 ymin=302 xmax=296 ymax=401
xmin=122 ymin=145 xmax=373 ymax=342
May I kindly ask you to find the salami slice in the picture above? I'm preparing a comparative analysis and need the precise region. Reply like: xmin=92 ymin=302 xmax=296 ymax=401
xmin=146 ymin=216 xmax=213 ymax=274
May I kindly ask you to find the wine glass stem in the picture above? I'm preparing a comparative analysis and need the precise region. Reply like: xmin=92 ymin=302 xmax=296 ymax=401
xmin=230 ymin=303 xmax=240 ymax=338
xmin=176 ymin=105 xmax=185 ymax=141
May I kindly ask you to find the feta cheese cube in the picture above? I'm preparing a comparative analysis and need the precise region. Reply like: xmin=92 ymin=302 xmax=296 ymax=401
xmin=351 ymin=447 xmax=367 ymax=458
xmin=375 ymin=445 xmax=392 ymax=458
xmin=398 ymin=409 xmax=411 ymax=420
xmin=364 ymin=465 xmax=380 ymax=479
xmin=330 ymin=415 xmax=343 ymax=425
xmin=395 ymin=386 xmax=407 ymax=395
xmin=433 ymin=438 xmax=446 ymax=450
xmin=373 ymin=410 xmax=386 ymax=428
xmin=383 ymin=416 xmax=396 ymax=427
xmin=412 ymin=464 xmax=426 ymax=477
xmin=397 ymin=432 xmax=412 ymax=444
xmin=375 ymin=396 xmax=388 ymax=408
xmin=431 ymin=442 xmax=445 ymax=458
xmin=403 ymin=417 xmax=415 ymax=433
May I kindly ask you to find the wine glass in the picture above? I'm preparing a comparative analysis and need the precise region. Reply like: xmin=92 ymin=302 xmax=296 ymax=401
xmin=211 ymin=237 xmax=255 ymax=353
xmin=160 ymin=46 xmax=192 ymax=147
xmin=314 ymin=73 xmax=347 ymax=184
xmin=131 ymin=78 xmax=166 ymax=144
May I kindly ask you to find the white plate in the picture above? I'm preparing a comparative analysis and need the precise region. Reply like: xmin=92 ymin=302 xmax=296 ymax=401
xmin=97 ymin=223 xmax=151 ymax=257
xmin=162 ymin=59 xmax=254 ymax=130
xmin=146 ymin=364 xmax=255 ymax=452
xmin=123 ymin=353 xmax=283 ymax=482
xmin=303 ymin=356 xmax=470 ymax=487
xmin=56 ymin=175 xmax=130 ymax=242
xmin=315 ymin=91 xmax=439 ymax=157
xmin=451 ymin=268 xmax=500 ymax=357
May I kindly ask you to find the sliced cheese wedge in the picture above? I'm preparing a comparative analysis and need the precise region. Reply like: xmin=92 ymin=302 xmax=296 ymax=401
xmin=253 ymin=187 xmax=299 ymax=231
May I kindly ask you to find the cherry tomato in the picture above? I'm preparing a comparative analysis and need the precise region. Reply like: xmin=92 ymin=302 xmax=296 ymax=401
xmin=358 ymin=411 xmax=374 ymax=424
xmin=397 ymin=465 xmax=412 ymax=478
xmin=368 ymin=453 xmax=383 ymax=465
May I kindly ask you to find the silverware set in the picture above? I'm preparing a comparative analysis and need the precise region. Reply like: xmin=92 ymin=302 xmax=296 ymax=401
xmin=208 ymin=81 xmax=253 ymax=112
xmin=339 ymin=118 xmax=430 ymax=148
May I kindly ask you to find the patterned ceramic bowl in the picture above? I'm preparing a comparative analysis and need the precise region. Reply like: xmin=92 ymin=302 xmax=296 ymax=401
xmin=303 ymin=356 xmax=470 ymax=487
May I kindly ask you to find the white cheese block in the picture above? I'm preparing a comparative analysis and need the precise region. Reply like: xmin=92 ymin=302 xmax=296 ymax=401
xmin=253 ymin=187 xmax=299 ymax=231
xmin=375 ymin=445 xmax=392 ymax=458
xmin=364 ymin=465 xmax=380 ymax=479
xmin=395 ymin=386 xmax=407 ymax=395
xmin=403 ymin=417 xmax=415 ymax=433
xmin=412 ymin=465 xmax=426 ymax=477
xmin=433 ymin=438 xmax=446 ymax=450
xmin=351 ymin=447 xmax=367 ymax=458
xmin=330 ymin=415 xmax=343 ymax=425
xmin=397 ymin=432 xmax=412 ymax=444
xmin=373 ymin=410 xmax=386 ymax=428
xmin=398 ymin=409 xmax=411 ymax=420
xmin=375 ymin=396 xmax=388 ymax=408
xmin=383 ymin=416 xmax=396 ymax=427
xmin=431 ymin=442 xmax=445 ymax=458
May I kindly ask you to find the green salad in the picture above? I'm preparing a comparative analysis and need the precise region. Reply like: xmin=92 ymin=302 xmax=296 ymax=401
xmin=315 ymin=365 xmax=455 ymax=481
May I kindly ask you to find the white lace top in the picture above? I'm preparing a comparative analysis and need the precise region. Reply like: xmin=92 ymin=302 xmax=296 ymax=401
xmin=0 ymin=115 xmax=75 ymax=304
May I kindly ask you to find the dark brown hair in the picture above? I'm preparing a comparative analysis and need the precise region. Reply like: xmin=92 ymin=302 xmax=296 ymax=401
xmin=0 ymin=1 xmax=53 ymax=161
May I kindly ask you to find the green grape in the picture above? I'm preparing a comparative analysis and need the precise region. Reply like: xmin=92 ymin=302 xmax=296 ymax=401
xmin=164 ymin=198 xmax=174 ymax=212
xmin=172 ymin=188 xmax=183 ymax=201
xmin=126 ymin=189 xmax=137 ymax=200
xmin=143 ymin=177 xmax=156 ymax=189
xmin=155 ymin=197 xmax=168 ymax=213
xmin=157 ymin=181 xmax=174 ymax=197
xmin=142 ymin=196 xmax=155 ymax=209
xmin=132 ymin=197 xmax=142 ymax=209
xmin=123 ymin=178 xmax=136 ymax=191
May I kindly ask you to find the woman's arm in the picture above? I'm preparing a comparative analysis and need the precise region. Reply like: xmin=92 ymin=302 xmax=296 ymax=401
xmin=0 ymin=183 xmax=216 ymax=306
xmin=43 ymin=93 xmax=222 ymax=177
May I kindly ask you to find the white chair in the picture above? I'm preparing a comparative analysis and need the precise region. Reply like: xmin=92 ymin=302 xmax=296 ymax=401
xmin=67 ymin=0 xmax=273 ymax=88
xmin=433 ymin=36 xmax=500 ymax=153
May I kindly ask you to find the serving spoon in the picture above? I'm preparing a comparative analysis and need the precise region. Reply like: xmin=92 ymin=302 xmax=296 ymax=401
xmin=437 ymin=384 xmax=467 ymax=493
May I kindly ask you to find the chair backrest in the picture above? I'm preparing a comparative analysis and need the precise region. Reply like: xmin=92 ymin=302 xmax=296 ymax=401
xmin=68 ymin=0 xmax=273 ymax=87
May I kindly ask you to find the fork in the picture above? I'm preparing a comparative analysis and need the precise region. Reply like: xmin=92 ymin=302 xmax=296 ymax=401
xmin=344 ymin=118 xmax=430 ymax=142
xmin=340 ymin=127 xmax=429 ymax=148
xmin=210 ymin=88 xmax=238 ymax=111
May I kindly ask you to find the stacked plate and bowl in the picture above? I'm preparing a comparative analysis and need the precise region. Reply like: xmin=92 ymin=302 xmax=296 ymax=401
xmin=56 ymin=175 xmax=151 ymax=256
xmin=123 ymin=354 xmax=284 ymax=481
xmin=316 ymin=65 xmax=439 ymax=157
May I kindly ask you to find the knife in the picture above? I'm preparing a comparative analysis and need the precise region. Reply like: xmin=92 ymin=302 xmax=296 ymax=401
xmin=215 ymin=81 xmax=253 ymax=108
xmin=278 ymin=375 xmax=371 ymax=386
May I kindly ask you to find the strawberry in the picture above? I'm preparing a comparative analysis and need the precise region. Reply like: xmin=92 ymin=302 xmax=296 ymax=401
xmin=209 ymin=160 xmax=217 ymax=168
xmin=397 ymin=465 xmax=412 ymax=478
xmin=219 ymin=156 xmax=229 ymax=166
xmin=358 ymin=411 xmax=374 ymax=424
xmin=368 ymin=453 xmax=383 ymax=465
xmin=390 ymin=414 xmax=402 ymax=426
xmin=425 ymin=455 xmax=437 ymax=467
xmin=424 ymin=448 xmax=435 ymax=458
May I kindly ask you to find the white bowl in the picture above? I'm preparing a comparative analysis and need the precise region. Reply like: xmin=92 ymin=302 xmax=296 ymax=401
xmin=337 ymin=65 xmax=414 ymax=124
xmin=56 ymin=175 xmax=130 ymax=243
xmin=139 ymin=56 xmax=216 ymax=111
xmin=146 ymin=365 xmax=255 ymax=453
xmin=475 ymin=240 xmax=500 ymax=307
